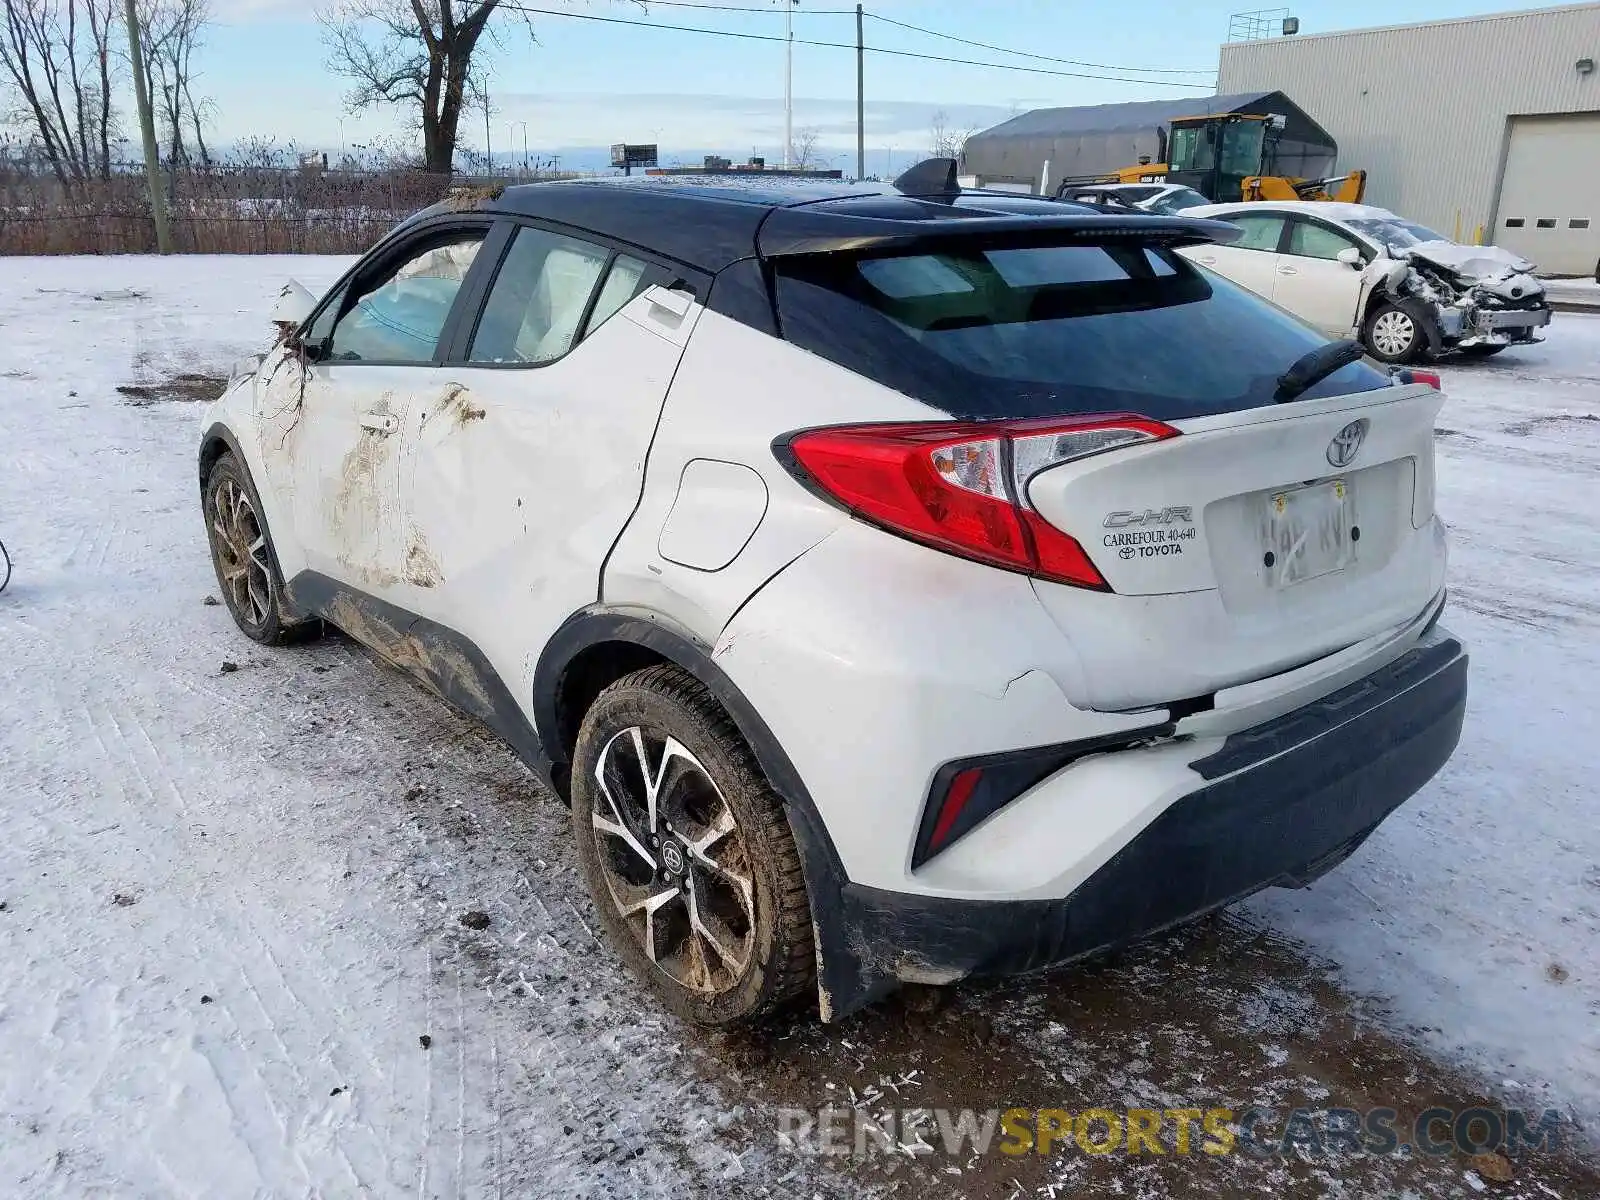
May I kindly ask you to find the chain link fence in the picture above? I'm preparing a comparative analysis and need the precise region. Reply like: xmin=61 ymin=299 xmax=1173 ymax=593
xmin=0 ymin=164 xmax=570 ymax=255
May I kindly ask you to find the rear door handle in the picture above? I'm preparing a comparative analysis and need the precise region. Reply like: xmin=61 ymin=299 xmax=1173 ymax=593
xmin=1277 ymin=265 xmax=1299 ymax=276
xmin=1197 ymin=256 xmax=1217 ymax=266
xmin=359 ymin=411 xmax=398 ymax=436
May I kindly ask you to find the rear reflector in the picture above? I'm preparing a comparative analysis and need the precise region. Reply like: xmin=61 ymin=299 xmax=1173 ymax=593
xmin=777 ymin=414 xmax=1178 ymax=589
xmin=913 ymin=726 xmax=1175 ymax=867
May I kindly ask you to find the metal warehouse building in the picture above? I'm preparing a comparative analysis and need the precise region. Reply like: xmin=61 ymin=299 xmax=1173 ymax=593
xmin=1218 ymin=2 xmax=1600 ymax=276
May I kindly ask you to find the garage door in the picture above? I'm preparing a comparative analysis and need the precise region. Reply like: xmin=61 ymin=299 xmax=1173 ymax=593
xmin=1495 ymin=112 xmax=1600 ymax=277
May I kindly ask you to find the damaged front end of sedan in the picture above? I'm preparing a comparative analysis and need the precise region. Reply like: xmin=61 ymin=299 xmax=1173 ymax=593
xmin=1380 ymin=242 xmax=1552 ymax=355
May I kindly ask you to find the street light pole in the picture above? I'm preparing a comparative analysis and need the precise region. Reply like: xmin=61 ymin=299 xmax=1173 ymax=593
xmin=482 ymin=79 xmax=492 ymax=175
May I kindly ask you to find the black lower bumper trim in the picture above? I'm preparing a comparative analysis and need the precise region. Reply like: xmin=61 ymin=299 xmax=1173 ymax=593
xmin=817 ymin=636 xmax=1468 ymax=1016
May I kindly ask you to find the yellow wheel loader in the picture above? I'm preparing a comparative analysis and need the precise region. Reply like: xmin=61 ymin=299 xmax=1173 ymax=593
xmin=1057 ymin=113 xmax=1366 ymax=206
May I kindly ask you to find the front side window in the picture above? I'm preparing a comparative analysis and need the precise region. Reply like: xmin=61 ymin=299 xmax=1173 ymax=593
xmin=1288 ymin=221 xmax=1362 ymax=261
xmin=469 ymin=226 xmax=611 ymax=364
xmin=775 ymin=241 xmax=1390 ymax=423
xmin=328 ymin=235 xmax=483 ymax=363
xmin=1225 ymin=214 xmax=1287 ymax=252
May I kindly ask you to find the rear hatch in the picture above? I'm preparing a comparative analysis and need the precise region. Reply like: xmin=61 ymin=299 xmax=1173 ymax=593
xmin=1026 ymin=385 xmax=1443 ymax=709
xmin=771 ymin=229 xmax=1447 ymax=711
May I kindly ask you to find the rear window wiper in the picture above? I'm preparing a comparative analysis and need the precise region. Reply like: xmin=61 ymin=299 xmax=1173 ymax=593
xmin=1274 ymin=339 xmax=1365 ymax=403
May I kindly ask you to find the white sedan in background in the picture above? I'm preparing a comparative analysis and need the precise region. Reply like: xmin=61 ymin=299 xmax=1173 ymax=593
xmin=1182 ymin=202 xmax=1552 ymax=363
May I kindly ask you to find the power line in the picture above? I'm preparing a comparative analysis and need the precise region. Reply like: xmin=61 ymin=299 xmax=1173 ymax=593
xmin=631 ymin=0 xmax=856 ymax=12
xmin=865 ymin=12 xmax=1216 ymax=76
xmin=496 ymin=3 xmax=1214 ymax=87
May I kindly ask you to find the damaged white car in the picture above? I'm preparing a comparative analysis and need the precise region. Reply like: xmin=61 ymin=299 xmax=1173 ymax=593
xmin=1183 ymin=201 xmax=1552 ymax=363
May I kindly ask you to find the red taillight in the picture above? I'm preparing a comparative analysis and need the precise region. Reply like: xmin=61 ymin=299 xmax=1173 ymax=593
xmin=779 ymin=414 xmax=1178 ymax=589
xmin=1397 ymin=368 xmax=1442 ymax=390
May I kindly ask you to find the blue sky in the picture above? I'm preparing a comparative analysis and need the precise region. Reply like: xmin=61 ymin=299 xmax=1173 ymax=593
xmin=198 ymin=0 xmax=1557 ymax=170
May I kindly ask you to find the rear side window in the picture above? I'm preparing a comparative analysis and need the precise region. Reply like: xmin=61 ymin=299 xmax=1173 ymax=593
xmin=583 ymin=254 xmax=651 ymax=337
xmin=774 ymin=242 xmax=1390 ymax=422
xmin=469 ymin=226 xmax=609 ymax=364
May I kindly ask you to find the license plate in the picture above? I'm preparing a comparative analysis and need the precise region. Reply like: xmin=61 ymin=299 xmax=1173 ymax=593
xmin=1265 ymin=479 xmax=1353 ymax=586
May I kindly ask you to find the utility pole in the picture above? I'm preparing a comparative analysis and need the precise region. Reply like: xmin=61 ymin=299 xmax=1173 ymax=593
xmin=482 ymin=79 xmax=492 ymax=175
xmin=783 ymin=0 xmax=796 ymax=168
xmin=123 ymin=0 xmax=172 ymax=254
xmin=855 ymin=4 xmax=865 ymax=180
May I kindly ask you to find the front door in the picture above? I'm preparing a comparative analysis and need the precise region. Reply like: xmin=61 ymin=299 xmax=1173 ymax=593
xmin=398 ymin=222 xmax=700 ymax=702
xmin=260 ymin=226 xmax=490 ymax=601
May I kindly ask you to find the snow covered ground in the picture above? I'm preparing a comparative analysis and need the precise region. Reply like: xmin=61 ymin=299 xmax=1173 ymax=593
xmin=1545 ymin=278 xmax=1600 ymax=309
xmin=1249 ymin=326 xmax=1600 ymax=1126
xmin=1 ymin=255 xmax=1596 ymax=1198
xmin=0 ymin=257 xmax=781 ymax=1198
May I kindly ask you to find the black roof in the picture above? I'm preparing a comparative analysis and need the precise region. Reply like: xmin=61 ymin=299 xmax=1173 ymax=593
xmin=408 ymin=174 xmax=1237 ymax=274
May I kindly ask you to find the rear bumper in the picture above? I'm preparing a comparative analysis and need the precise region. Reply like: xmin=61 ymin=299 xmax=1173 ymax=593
xmin=815 ymin=632 xmax=1467 ymax=1017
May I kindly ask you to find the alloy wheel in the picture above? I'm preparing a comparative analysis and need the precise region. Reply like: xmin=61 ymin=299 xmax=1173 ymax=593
xmin=589 ymin=726 xmax=757 ymax=994
xmin=210 ymin=476 xmax=273 ymax=627
xmin=1371 ymin=310 xmax=1417 ymax=358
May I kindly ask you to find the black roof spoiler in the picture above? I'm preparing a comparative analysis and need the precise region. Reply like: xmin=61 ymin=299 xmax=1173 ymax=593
xmin=758 ymin=211 xmax=1242 ymax=260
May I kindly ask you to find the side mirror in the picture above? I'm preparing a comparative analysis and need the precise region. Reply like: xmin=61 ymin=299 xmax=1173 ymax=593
xmin=1336 ymin=246 xmax=1364 ymax=269
xmin=271 ymin=279 xmax=317 ymax=329
xmin=231 ymin=353 xmax=264 ymax=381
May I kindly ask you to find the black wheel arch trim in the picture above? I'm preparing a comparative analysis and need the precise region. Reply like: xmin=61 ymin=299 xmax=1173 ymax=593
xmin=533 ymin=607 xmax=878 ymax=1019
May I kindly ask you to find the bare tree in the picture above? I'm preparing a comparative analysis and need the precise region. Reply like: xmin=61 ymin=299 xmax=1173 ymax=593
xmin=138 ymin=0 xmax=213 ymax=167
xmin=320 ymin=1 xmax=642 ymax=175
xmin=928 ymin=108 xmax=977 ymax=162
xmin=0 ymin=0 xmax=118 ymax=183
xmin=788 ymin=126 xmax=820 ymax=171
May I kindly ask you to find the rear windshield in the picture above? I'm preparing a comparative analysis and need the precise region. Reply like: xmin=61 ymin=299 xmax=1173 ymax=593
xmin=774 ymin=242 xmax=1390 ymax=421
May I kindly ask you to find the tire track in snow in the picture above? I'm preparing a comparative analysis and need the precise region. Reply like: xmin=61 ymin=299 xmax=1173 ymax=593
xmin=74 ymin=682 xmax=393 ymax=1196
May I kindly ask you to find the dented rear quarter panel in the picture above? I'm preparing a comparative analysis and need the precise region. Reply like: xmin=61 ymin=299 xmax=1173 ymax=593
xmin=601 ymin=309 xmax=936 ymax=641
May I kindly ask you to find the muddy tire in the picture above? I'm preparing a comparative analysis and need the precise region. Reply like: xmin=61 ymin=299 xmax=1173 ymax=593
xmin=203 ymin=453 xmax=318 ymax=646
xmin=570 ymin=665 xmax=814 ymax=1026
xmin=1362 ymin=301 xmax=1430 ymax=364
xmin=1460 ymin=343 xmax=1508 ymax=358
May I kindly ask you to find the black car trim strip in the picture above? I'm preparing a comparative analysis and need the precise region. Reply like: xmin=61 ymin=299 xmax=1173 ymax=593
xmin=283 ymin=571 xmax=553 ymax=783
xmin=1190 ymin=636 xmax=1462 ymax=781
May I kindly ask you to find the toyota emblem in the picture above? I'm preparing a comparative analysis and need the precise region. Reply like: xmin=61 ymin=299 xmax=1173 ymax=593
xmin=1327 ymin=419 xmax=1368 ymax=468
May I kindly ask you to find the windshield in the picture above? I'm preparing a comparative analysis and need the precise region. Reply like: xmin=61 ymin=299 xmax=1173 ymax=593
xmin=774 ymin=242 xmax=1390 ymax=422
xmin=1344 ymin=217 xmax=1449 ymax=253
xmin=1168 ymin=125 xmax=1212 ymax=173
xmin=1146 ymin=187 xmax=1211 ymax=214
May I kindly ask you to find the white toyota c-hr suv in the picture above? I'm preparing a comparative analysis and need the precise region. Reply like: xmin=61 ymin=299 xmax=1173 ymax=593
xmin=198 ymin=163 xmax=1467 ymax=1025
